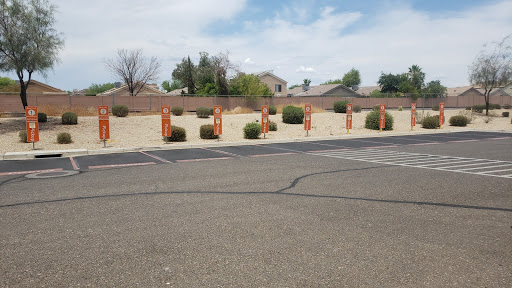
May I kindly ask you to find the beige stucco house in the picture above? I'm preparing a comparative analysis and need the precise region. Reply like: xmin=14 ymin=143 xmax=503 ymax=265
xmin=256 ymin=71 xmax=287 ymax=97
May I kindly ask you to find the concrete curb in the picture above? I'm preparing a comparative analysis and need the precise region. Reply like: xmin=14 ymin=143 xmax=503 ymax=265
xmin=1 ymin=129 xmax=511 ymax=160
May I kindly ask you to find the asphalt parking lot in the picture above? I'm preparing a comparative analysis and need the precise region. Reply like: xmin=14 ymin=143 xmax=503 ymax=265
xmin=1 ymin=131 xmax=511 ymax=287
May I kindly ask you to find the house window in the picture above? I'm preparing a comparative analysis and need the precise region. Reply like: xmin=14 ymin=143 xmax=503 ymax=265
xmin=275 ymin=84 xmax=282 ymax=92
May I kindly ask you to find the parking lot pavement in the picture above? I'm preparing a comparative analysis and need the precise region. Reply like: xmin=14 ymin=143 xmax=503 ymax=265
xmin=0 ymin=134 xmax=510 ymax=286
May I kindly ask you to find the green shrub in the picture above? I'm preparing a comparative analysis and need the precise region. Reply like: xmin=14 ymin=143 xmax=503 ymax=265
xmin=364 ymin=110 xmax=394 ymax=131
xmin=243 ymin=122 xmax=262 ymax=139
xmin=372 ymin=105 xmax=381 ymax=111
xmin=333 ymin=101 xmax=349 ymax=113
xmin=466 ymin=106 xmax=472 ymax=110
xmin=432 ymin=104 xmax=440 ymax=111
xmin=502 ymin=112 xmax=509 ymax=117
xmin=398 ymin=106 xmax=403 ymax=111
xmin=57 ymin=132 xmax=72 ymax=144
xmin=282 ymin=105 xmax=304 ymax=124
xmin=503 ymin=104 xmax=511 ymax=109
xmin=38 ymin=112 xmax=47 ymax=123
xmin=196 ymin=107 xmax=211 ymax=118
xmin=269 ymin=105 xmax=277 ymax=115
xmin=490 ymin=103 xmax=501 ymax=109
xmin=422 ymin=115 xmax=440 ymax=129
xmin=18 ymin=130 xmax=28 ymax=143
xmin=200 ymin=124 xmax=218 ymax=139
xmin=62 ymin=112 xmax=78 ymax=125
xmin=269 ymin=121 xmax=277 ymax=131
xmin=449 ymin=115 xmax=469 ymax=127
xmin=472 ymin=104 xmax=497 ymax=113
xmin=112 ymin=104 xmax=129 ymax=117
xmin=208 ymin=108 xmax=214 ymax=115
xmin=171 ymin=106 xmax=184 ymax=116
xmin=353 ymin=105 xmax=362 ymax=113
xmin=164 ymin=126 xmax=186 ymax=142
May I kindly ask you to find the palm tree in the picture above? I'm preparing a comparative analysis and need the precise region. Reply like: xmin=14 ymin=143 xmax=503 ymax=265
xmin=408 ymin=65 xmax=425 ymax=91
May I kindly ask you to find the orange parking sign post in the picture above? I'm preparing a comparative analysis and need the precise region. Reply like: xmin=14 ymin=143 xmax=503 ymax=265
xmin=439 ymin=102 xmax=445 ymax=128
xmin=304 ymin=104 xmax=312 ymax=136
xmin=98 ymin=105 xmax=110 ymax=147
xmin=161 ymin=105 xmax=171 ymax=143
xmin=411 ymin=103 xmax=417 ymax=131
xmin=346 ymin=104 xmax=353 ymax=134
xmin=25 ymin=106 xmax=39 ymax=150
xmin=214 ymin=105 xmax=222 ymax=139
xmin=261 ymin=105 xmax=269 ymax=138
xmin=379 ymin=104 xmax=386 ymax=132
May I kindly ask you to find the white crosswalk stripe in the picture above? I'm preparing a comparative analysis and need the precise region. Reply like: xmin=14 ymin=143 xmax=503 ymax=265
xmin=312 ymin=149 xmax=512 ymax=178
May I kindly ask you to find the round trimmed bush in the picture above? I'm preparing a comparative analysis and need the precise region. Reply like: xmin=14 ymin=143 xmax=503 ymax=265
xmin=465 ymin=106 xmax=472 ymax=110
xmin=164 ymin=125 xmax=186 ymax=142
xmin=472 ymin=104 xmax=486 ymax=113
xmin=18 ymin=130 xmax=28 ymax=143
xmin=422 ymin=115 xmax=440 ymax=129
xmin=243 ymin=122 xmax=262 ymax=139
xmin=112 ymin=105 xmax=129 ymax=117
xmin=171 ymin=106 xmax=184 ymax=116
xmin=269 ymin=121 xmax=277 ymax=131
xmin=353 ymin=105 xmax=362 ymax=113
xmin=269 ymin=105 xmax=277 ymax=115
xmin=57 ymin=132 xmax=72 ymax=144
xmin=200 ymin=124 xmax=218 ymax=139
xmin=364 ymin=110 xmax=394 ymax=131
xmin=38 ymin=112 xmax=47 ymax=123
xmin=398 ymin=106 xmax=403 ymax=111
xmin=490 ymin=103 xmax=501 ymax=109
xmin=333 ymin=101 xmax=349 ymax=113
xmin=62 ymin=112 xmax=78 ymax=125
xmin=282 ymin=105 xmax=304 ymax=124
xmin=196 ymin=107 xmax=211 ymax=118
xmin=372 ymin=105 xmax=380 ymax=111
xmin=449 ymin=115 xmax=469 ymax=127
xmin=432 ymin=104 xmax=440 ymax=111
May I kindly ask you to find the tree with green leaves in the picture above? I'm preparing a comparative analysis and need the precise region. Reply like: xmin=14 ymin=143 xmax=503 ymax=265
xmin=229 ymin=73 xmax=272 ymax=96
xmin=408 ymin=64 xmax=425 ymax=91
xmin=289 ymin=84 xmax=301 ymax=89
xmin=321 ymin=79 xmax=343 ymax=85
xmin=341 ymin=68 xmax=361 ymax=87
xmin=85 ymin=83 xmax=115 ymax=95
xmin=161 ymin=79 xmax=184 ymax=92
xmin=303 ymin=78 xmax=311 ymax=85
xmin=172 ymin=56 xmax=196 ymax=94
xmin=0 ymin=76 xmax=14 ymax=90
xmin=469 ymin=35 xmax=512 ymax=115
xmin=423 ymin=80 xmax=447 ymax=98
xmin=378 ymin=73 xmax=401 ymax=93
xmin=0 ymin=0 xmax=64 ymax=108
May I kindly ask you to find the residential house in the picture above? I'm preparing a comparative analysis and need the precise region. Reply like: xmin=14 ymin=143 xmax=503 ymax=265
xmin=287 ymin=84 xmax=360 ymax=97
xmin=98 ymin=82 xmax=162 ymax=96
xmin=256 ymin=71 xmax=287 ymax=96
xmin=356 ymin=86 xmax=380 ymax=97
xmin=12 ymin=79 xmax=67 ymax=94
xmin=490 ymin=82 xmax=512 ymax=97
xmin=167 ymin=87 xmax=188 ymax=95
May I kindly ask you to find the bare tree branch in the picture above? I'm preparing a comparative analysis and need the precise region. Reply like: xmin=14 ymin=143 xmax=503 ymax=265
xmin=104 ymin=48 xmax=161 ymax=96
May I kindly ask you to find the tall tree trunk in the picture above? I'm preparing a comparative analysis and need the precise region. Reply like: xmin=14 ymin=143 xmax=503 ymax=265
xmin=18 ymin=79 xmax=28 ymax=109
xmin=485 ymin=92 xmax=489 ymax=116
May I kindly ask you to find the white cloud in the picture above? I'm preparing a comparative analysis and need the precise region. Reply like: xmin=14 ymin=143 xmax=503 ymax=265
xmin=296 ymin=66 xmax=316 ymax=73
xmin=19 ymin=0 xmax=512 ymax=90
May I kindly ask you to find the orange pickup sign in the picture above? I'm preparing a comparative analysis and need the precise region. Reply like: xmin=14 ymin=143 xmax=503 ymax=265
xmin=98 ymin=105 xmax=110 ymax=140
xmin=261 ymin=105 xmax=269 ymax=134
xmin=346 ymin=104 xmax=353 ymax=131
xmin=379 ymin=104 xmax=386 ymax=130
xmin=214 ymin=105 xmax=222 ymax=135
xmin=161 ymin=105 xmax=171 ymax=137
xmin=304 ymin=104 xmax=312 ymax=131
xmin=439 ymin=102 xmax=445 ymax=126
xmin=25 ymin=106 xmax=39 ymax=142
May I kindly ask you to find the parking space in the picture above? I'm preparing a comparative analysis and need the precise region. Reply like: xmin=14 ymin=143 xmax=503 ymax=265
xmin=0 ymin=131 xmax=510 ymax=176
xmin=144 ymin=148 xmax=235 ymax=162
xmin=0 ymin=157 xmax=75 ymax=176
xmin=75 ymin=152 xmax=158 ymax=171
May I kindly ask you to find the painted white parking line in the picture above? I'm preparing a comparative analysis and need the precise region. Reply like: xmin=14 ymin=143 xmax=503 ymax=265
xmin=311 ymin=149 xmax=512 ymax=179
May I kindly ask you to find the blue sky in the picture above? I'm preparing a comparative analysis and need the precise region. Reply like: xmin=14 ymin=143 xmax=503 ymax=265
xmin=3 ymin=0 xmax=511 ymax=91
